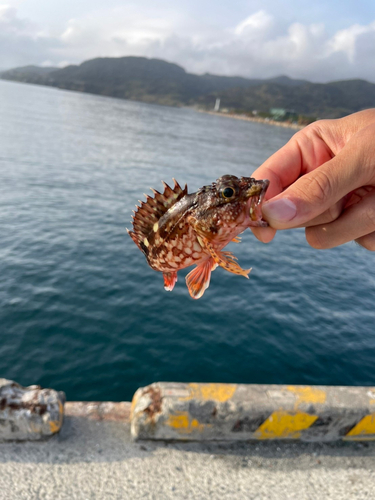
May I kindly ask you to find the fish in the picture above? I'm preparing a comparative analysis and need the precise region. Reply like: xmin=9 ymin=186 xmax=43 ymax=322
xmin=128 ymin=175 xmax=269 ymax=299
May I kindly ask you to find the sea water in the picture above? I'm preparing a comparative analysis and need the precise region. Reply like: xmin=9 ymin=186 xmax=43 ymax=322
xmin=1 ymin=80 xmax=374 ymax=401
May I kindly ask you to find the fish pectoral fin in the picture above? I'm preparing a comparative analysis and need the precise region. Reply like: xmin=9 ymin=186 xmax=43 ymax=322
xmin=218 ymin=250 xmax=251 ymax=278
xmin=187 ymin=216 xmax=216 ymax=242
xmin=221 ymin=251 xmax=238 ymax=262
xmin=163 ymin=271 xmax=178 ymax=291
xmin=232 ymin=236 xmax=242 ymax=243
xmin=216 ymin=250 xmax=251 ymax=278
xmin=199 ymin=237 xmax=251 ymax=278
xmin=185 ymin=259 xmax=217 ymax=300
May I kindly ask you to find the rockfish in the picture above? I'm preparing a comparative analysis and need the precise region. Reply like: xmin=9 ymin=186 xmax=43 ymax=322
xmin=128 ymin=175 xmax=269 ymax=299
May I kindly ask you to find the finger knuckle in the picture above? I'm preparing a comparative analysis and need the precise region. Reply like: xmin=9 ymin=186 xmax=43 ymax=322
xmin=302 ymin=170 xmax=334 ymax=206
xmin=326 ymin=203 xmax=341 ymax=223
xmin=311 ymin=170 xmax=333 ymax=203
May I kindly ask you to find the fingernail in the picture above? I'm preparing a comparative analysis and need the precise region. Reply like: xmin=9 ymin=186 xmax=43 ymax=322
xmin=263 ymin=198 xmax=297 ymax=222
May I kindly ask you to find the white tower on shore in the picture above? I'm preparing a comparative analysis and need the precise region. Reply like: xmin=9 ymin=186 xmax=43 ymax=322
xmin=214 ymin=98 xmax=220 ymax=112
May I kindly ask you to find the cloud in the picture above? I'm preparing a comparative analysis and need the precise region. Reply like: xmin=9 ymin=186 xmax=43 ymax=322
xmin=234 ymin=11 xmax=274 ymax=37
xmin=0 ymin=5 xmax=32 ymax=33
xmin=1 ymin=5 xmax=375 ymax=83
xmin=327 ymin=22 xmax=375 ymax=64
xmin=0 ymin=5 xmax=61 ymax=69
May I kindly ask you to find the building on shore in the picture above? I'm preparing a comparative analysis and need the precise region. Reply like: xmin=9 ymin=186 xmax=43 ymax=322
xmin=269 ymin=108 xmax=298 ymax=122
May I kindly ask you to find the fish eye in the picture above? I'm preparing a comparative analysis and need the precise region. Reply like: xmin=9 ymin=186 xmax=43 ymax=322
xmin=222 ymin=187 xmax=235 ymax=199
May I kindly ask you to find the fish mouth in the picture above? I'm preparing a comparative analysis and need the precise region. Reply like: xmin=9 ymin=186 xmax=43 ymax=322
xmin=247 ymin=179 xmax=270 ymax=223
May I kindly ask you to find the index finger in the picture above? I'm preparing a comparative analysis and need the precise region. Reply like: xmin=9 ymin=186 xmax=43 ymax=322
xmin=250 ymin=129 xmax=311 ymax=243
xmin=251 ymin=136 xmax=304 ymax=200
xmin=250 ymin=143 xmax=301 ymax=242
xmin=252 ymin=122 xmax=337 ymax=200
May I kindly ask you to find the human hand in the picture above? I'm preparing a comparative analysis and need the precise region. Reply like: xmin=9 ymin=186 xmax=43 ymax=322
xmin=251 ymin=109 xmax=375 ymax=251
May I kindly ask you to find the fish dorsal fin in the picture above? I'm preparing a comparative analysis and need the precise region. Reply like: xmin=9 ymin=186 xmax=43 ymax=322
xmin=128 ymin=179 xmax=187 ymax=252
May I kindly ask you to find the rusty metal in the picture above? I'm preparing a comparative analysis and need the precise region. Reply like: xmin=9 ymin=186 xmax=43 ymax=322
xmin=142 ymin=387 xmax=162 ymax=420
xmin=0 ymin=379 xmax=65 ymax=441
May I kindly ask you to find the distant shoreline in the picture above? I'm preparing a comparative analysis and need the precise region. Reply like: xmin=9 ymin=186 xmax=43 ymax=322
xmin=1 ymin=76 xmax=305 ymax=131
xmin=198 ymin=109 xmax=305 ymax=130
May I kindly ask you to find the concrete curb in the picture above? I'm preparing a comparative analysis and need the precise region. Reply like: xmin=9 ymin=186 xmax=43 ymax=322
xmin=131 ymin=382 xmax=375 ymax=442
xmin=0 ymin=379 xmax=65 ymax=441
xmin=65 ymin=401 xmax=131 ymax=421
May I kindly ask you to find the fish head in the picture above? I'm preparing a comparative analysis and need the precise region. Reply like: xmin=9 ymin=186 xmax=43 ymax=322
xmin=194 ymin=175 xmax=269 ymax=229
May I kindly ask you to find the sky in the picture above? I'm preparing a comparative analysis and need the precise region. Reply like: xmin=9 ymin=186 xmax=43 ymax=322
xmin=1 ymin=0 xmax=375 ymax=82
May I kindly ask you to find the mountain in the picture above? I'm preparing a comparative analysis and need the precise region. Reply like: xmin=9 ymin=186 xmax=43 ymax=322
xmin=267 ymin=75 xmax=310 ymax=87
xmin=2 ymin=56 xmax=375 ymax=118
xmin=1 ymin=57 xmax=271 ymax=106
xmin=0 ymin=57 xmax=307 ymax=105
xmin=1 ymin=57 xmax=308 ymax=107
xmin=196 ymin=79 xmax=375 ymax=118
xmin=1 ymin=65 xmax=58 ymax=83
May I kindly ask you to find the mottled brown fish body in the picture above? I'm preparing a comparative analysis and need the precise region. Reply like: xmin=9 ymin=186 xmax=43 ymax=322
xmin=145 ymin=195 xmax=204 ymax=272
xmin=128 ymin=175 xmax=269 ymax=299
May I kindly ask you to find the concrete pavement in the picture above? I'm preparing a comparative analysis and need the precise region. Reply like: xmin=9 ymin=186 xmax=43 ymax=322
xmin=0 ymin=403 xmax=375 ymax=499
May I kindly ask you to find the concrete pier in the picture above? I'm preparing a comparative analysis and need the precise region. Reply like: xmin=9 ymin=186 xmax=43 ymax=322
xmin=0 ymin=379 xmax=65 ymax=441
xmin=0 ymin=401 xmax=375 ymax=499
xmin=131 ymin=382 xmax=375 ymax=441
xmin=2 ymin=381 xmax=375 ymax=497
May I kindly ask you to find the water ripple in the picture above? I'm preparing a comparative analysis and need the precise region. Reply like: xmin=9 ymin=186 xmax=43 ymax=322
xmin=1 ymin=80 xmax=375 ymax=400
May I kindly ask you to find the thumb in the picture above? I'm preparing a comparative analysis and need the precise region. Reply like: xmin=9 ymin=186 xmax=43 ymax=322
xmin=261 ymin=144 xmax=367 ymax=229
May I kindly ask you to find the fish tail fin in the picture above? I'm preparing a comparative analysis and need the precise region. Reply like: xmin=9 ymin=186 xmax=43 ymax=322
xmin=185 ymin=259 xmax=217 ymax=300
xmin=163 ymin=271 xmax=178 ymax=291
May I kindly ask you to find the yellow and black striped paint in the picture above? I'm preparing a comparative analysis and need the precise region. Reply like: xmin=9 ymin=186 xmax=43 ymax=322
xmin=131 ymin=382 xmax=375 ymax=441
